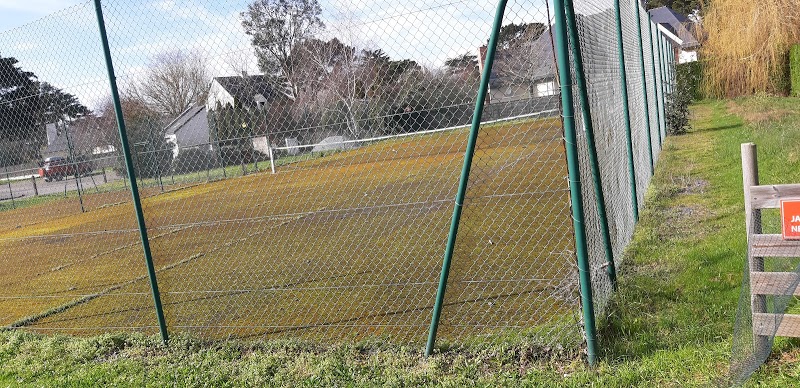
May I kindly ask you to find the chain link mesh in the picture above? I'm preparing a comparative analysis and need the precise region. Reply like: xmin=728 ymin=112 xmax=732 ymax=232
xmin=0 ymin=2 xmax=157 ymax=334
xmin=0 ymin=0 xmax=673 ymax=354
xmin=570 ymin=0 xmax=630 ymax=319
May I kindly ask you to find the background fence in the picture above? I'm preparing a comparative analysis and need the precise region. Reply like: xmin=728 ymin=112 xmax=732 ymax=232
xmin=0 ymin=0 xmax=675 ymax=361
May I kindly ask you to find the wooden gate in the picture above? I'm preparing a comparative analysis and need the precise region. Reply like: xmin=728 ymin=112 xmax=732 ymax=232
xmin=742 ymin=143 xmax=800 ymax=348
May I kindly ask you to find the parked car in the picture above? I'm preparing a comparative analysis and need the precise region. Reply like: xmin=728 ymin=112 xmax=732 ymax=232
xmin=38 ymin=156 xmax=94 ymax=182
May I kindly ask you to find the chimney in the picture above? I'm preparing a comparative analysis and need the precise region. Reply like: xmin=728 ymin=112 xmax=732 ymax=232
xmin=477 ymin=45 xmax=488 ymax=74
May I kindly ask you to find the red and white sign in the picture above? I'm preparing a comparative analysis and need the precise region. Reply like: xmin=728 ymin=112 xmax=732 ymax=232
xmin=780 ymin=199 xmax=800 ymax=240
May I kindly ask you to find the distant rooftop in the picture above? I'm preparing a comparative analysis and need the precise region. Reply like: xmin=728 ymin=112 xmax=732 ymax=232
xmin=648 ymin=6 xmax=700 ymax=49
xmin=212 ymin=75 xmax=287 ymax=108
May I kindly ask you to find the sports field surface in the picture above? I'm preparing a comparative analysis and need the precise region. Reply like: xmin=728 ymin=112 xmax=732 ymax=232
xmin=0 ymin=118 xmax=580 ymax=344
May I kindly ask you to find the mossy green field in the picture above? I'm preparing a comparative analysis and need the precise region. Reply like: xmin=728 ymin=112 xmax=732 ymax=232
xmin=1 ymin=118 xmax=579 ymax=344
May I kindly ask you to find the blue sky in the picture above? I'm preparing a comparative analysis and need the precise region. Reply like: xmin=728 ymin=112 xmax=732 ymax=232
xmin=0 ymin=0 xmax=549 ymax=110
xmin=0 ymin=0 xmax=85 ymax=31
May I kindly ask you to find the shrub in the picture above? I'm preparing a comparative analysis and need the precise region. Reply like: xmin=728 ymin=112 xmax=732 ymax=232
xmin=702 ymin=0 xmax=800 ymax=97
xmin=218 ymin=142 xmax=254 ymax=167
xmin=679 ymin=61 xmax=703 ymax=101
xmin=171 ymin=148 xmax=216 ymax=174
xmin=666 ymin=62 xmax=698 ymax=136
xmin=791 ymin=45 xmax=800 ymax=97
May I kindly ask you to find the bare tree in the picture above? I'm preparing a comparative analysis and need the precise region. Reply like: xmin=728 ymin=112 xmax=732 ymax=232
xmin=223 ymin=48 xmax=260 ymax=76
xmin=137 ymin=50 xmax=210 ymax=117
xmin=295 ymin=38 xmax=366 ymax=137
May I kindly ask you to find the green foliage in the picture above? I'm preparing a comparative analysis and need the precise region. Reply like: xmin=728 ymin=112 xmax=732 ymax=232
xmin=645 ymin=0 xmax=703 ymax=16
xmin=100 ymin=97 xmax=170 ymax=179
xmin=790 ymin=45 xmax=800 ymax=97
xmin=0 ymin=55 xmax=40 ymax=144
xmin=207 ymin=104 xmax=258 ymax=167
xmin=171 ymin=148 xmax=217 ymax=174
xmin=39 ymin=82 xmax=91 ymax=124
xmin=130 ymin=126 xmax=172 ymax=180
xmin=0 ymin=56 xmax=89 ymax=157
xmin=241 ymin=0 xmax=324 ymax=97
xmin=678 ymin=61 xmax=703 ymax=100
xmin=497 ymin=22 xmax=547 ymax=49
xmin=665 ymin=62 xmax=699 ymax=135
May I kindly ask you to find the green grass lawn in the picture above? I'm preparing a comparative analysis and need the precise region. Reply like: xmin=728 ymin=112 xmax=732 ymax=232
xmin=3 ymin=98 xmax=800 ymax=386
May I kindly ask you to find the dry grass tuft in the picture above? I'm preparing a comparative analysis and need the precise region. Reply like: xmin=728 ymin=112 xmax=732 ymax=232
xmin=702 ymin=0 xmax=800 ymax=97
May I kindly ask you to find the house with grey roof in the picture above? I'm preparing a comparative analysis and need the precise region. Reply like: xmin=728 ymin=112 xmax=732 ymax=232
xmin=164 ymin=104 xmax=211 ymax=158
xmin=206 ymin=74 xmax=287 ymax=111
xmin=478 ymin=28 xmax=557 ymax=104
xmin=205 ymin=74 xmax=293 ymax=156
xmin=164 ymin=74 xmax=292 ymax=159
xmin=648 ymin=6 xmax=700 ymax=63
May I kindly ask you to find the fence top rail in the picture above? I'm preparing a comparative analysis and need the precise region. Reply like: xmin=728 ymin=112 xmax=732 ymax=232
xmin=749 ymin=184 xmax=800 ymax=209
xmin=272 ymin=109 xmax=560 ymax=151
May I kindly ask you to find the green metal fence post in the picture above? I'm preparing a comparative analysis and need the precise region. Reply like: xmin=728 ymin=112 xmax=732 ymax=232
xmin=554 ymin=0 xmax=597 ymax=365
xmin=634 ymin=1 xmax=654 ymax=175
xmin=660 ymin=29 xmax=666 ymax=139
xmin=663 ymin=35 xmax=670 ymax=95
xmin=564 ymin=0 xmax=616 ymax=288
xmin=425 ymin=0 xmax=508 ymax=357
xmin=667 ymin=41 xmax=674 ymax=94
xmin=614 ymin=0 xmax=639 ymax=221
xmin=647 ymin=20 xmax=663 ymax=149
xmin=93 ymin=0 xmax=169 ymax=344
xmin=659 ymin=28 xmax=667 ymax=140
xmin=645 ymin=20 xmax=664 ymax=149
xmin=657 ymin=32 xmax=668 ymax=138
xmin=669 ymin=41 xmax=675 ymax=92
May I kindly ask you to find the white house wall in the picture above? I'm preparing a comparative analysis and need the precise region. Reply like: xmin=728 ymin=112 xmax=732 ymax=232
xmin=207 ymin=80 xmax=235 ymax=110
xmin=679 ymin=50 xmax=697 ymax=64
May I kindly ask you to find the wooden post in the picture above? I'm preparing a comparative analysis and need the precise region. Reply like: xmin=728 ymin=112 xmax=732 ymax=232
xmin=31 ymin=175 xmax=38 ymax=197
xmin=742 ymin=143 xmax=767 ymax=350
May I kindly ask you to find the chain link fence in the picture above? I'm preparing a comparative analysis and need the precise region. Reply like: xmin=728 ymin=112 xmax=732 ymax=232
xmin=0 ymin=0 xmax=675 ymax=358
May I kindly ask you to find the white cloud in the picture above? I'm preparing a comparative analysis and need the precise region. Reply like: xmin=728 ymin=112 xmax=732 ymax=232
xmin=0 ymin=0 xmax=83 ymax=15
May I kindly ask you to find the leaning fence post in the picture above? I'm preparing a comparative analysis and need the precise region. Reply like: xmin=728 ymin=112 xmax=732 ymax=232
xmin=634 ymin=1 xmax=655 ymax=174
xmin=742 ymin=143 xmax=767 ymax=351
xmin=647 ymin=20 xmax=663 ymax=150
xmin=660 ymin=32 xmax=668 ymax=138
xmin=658 ymin=25 xmax=666 ymax=145
xmin=614 ymin=0 xmax=639 ymax=221
xmin=554 ymin=0 xmax=598 ymax=365
xmin=564 ymin=0 xmax=616 ymax=290
xmin=31 ymin=175 xmax=38 ymax=197
xmin=424 ymin=0 xmax=508 ymax=357
xmin=657 ymin=32 xmax=668 ymax=138
xmin=93 ymin=0 xmax=169 ymax=344
xmin=4 ymin=166 xmax=14 ymax=208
